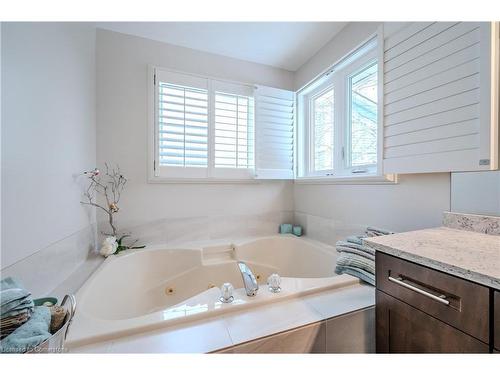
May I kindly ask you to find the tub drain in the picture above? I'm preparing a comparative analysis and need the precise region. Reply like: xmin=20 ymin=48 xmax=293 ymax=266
xmin=165 ymin=287 xmax=175 ymax=295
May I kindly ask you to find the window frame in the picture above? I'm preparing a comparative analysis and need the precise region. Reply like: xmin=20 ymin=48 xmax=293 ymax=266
xmin=340 ymin=50 xmax=379 ymax=176
xmin=297 ymin=34 xmax=392 ymax=183
xmin=148 ymin=67 xmax=256 ymax=182
xmin=346 ymin=61 xmax=379 ymax=170
xmin=308 ymin=82 xmax=336 ymax=177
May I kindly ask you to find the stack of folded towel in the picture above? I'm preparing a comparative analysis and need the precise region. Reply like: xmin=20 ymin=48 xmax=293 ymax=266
xmin=1 ymin=277 xmax=34 ymax=339
xmin=335 ymin=227 xmax=395 ymax=286
xmin=0 ymin=277 xmax=52 ymax=353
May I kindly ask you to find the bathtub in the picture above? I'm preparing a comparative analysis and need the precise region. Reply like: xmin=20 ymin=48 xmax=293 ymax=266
xmin=66 ymin=235 xmax=360 ymax=347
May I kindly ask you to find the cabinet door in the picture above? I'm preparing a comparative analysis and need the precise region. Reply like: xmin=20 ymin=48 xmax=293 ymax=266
xmin=382 ymin=22 xmax=499 ymax=173
xmin=376 ymin=290 xmax=489 ymax=353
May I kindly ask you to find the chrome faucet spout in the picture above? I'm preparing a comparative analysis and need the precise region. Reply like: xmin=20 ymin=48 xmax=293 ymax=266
xmin=237 ymin=261 xmax=259 ymax=297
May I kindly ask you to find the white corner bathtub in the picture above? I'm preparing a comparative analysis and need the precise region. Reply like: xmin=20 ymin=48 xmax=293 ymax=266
xmin=66 ymin=235 xmax=360 ymax=347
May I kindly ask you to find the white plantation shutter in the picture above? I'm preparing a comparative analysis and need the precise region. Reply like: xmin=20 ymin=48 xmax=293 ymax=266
xmin=212 ymin=80 xmax=255 ymax=178
xmin=155 ymin=70 xmax=209 ymax=178
xmin=255 ymin=86 xmax=295 ymax=179
xmin=382 ymin=22 xmax=499 ymax=173
xmin=152 ymin=69 xmax=296 ymax=180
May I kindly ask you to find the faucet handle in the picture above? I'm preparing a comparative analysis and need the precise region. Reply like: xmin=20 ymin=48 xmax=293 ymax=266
xmin=267 ymin=273 xmax=281 ymax=293
xmin=219 ymin=282 xmax=234 ymax=303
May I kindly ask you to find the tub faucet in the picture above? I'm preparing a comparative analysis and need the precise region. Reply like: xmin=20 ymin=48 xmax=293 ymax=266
xmin=237 ymin=261 xmax=259 ymax=297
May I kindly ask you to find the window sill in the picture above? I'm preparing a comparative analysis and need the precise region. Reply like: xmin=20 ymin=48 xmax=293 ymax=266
xmin=294 ymin=174 xmax=397 ymax=185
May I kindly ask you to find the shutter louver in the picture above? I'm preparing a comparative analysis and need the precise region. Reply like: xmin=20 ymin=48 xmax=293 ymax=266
xmin=255 ymin=86 xmax=295 ymax=179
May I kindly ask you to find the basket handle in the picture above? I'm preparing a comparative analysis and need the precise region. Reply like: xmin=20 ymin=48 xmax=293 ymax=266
xmin=61 ymin=294 xmax=76 ymax=319
xmin=60 ymin=294 xmax=76 ymax=340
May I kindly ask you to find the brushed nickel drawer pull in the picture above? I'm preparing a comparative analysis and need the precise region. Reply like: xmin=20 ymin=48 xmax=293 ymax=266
xmin=388 ymin=276 xmax=450 ymax=305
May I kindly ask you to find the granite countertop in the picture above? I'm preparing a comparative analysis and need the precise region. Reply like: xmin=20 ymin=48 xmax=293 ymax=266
xmin=364 ymin=226 xmax=500 ymax=290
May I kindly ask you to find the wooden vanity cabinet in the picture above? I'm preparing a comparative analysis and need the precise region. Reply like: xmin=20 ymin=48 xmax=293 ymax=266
xmin=376 ymin=252 xmax=494 ymax=353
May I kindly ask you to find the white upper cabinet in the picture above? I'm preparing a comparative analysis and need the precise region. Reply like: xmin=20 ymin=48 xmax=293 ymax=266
xmin=382 ymin=22 xmax=499 ymax=173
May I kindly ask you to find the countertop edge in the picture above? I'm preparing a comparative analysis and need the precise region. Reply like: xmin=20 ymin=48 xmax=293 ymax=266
xmin=365 ymin=239 xmax=500 ymax=291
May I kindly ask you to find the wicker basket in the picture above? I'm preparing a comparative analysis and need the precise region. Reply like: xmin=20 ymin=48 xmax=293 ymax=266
xmin=26 ymin=294 xmax=76 ymax=353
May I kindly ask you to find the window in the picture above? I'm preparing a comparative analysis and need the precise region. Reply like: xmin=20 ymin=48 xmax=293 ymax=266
xmin=298 ymin=39 xmax=380 ymax=179
xmin=312 ymin=88 xmax=334 ymax=172
xmin=348 ymin=62 xmax=378 ymax=168
xmin=152 ymin=69 xmax=255 ymax=180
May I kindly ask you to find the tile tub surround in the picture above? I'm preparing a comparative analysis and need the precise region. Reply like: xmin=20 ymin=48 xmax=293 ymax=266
xmin=294 ymin=212 xmax=369 ymax=246
xmin=69 ymin=283 xmax=375 ymax=353
xmin=443 ymin=211 xmax=500 ymax=235
xmin=110 ymin=211 xmax=294 ymax=247
xmin=0 ymin=224 xmax=101 ymax=299
xmin=365 ymin=227 xmax=500 ymax=290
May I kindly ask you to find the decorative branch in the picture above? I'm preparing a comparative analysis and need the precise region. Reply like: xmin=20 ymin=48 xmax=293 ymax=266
xmin=80 ymin=164 xmax=144 ymax=257
xmin=80 ymin=164 xmax=127 ymax=237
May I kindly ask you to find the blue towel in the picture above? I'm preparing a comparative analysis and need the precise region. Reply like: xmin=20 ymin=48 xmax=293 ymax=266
xmin=336 ymin=246 xmax=375 ymax=261
xmin=335 ymin=266 xmax=375 ymax=286
xmin=0 ymin=306 xmax=51 ymax=353
xmin=336 ymin=253 xmax=375 ymax=275
xmin=1 ymin=277 xmax=33 ymax=318
xmin=335 ymin=241 xmax=375 ymax=256
xmin=1 ymin=306 xmax=34 ymax=319
xmin=366 ymin=227 xmax=394 ymax=236
xmin=346 ymin=235 xmax=364 ymax=245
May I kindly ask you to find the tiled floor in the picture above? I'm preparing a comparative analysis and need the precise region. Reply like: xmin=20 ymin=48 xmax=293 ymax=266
xmin=70 ymin=283 xmax=374 ymax=353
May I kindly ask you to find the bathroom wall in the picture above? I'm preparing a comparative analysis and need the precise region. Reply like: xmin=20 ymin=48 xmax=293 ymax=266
xmin=95 ymin=29 xmax=295 ymax=244
xmin=292 ymin=22 xmax=452 ymax=243
xmin=294 ymin=174 xmax=451 ymax=245
xmin=1 ymin=23 xmax=99 ymax=297
xmin=451 ymin=171 xmax=500 ymax=216
xmin=294 ymin=22 xmax=408 ymax=90
xmin=450 ymin=104 xmax=500 ymax=216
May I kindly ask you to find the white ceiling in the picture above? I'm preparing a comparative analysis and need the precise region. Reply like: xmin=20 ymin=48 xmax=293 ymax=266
xmin=96 ymin=22 xmax=347 ymax=71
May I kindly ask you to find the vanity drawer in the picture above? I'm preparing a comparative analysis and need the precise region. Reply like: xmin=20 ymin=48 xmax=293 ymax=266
xmin=376 ymin=252 xmax=489 ymax=343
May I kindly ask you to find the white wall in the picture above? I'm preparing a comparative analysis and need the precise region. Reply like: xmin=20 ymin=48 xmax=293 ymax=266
xmin=1 ymin=23 xmax=97 ymax=268
xmin=294 ymin=22 xmax=379 ymax=90
xmin=451 ymin=171 xmax=500 ymax=216
xmin=294 ymin=22 xmax=407 ymax=90
xmin=96 ymin=29 xmax=294 ymax=238
xmin=292 ymin=22 xmax=452 ymax=240
xmin=294 ymin=174 xmax=451 ymax=244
